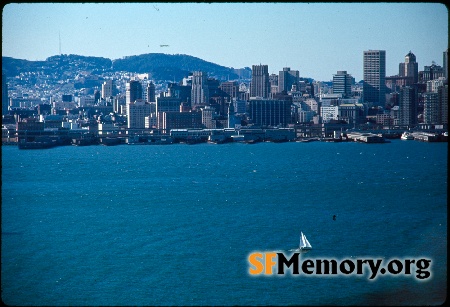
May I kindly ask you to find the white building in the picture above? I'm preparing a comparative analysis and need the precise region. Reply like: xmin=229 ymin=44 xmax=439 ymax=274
xmin=303 ymin=98 xmax=319 ymax=113
xmin=98 ymin=122 xmax=119 ymax=135
xmin=102 ymin=80 xmax=113 ymax=99
xmin=320 ymin=106 xmax=339 ymax=123
xmin=127 ymin=100 xmax=153 ymax=129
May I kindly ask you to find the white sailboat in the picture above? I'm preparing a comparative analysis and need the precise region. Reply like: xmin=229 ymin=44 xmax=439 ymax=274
xmin=299 ymin=232 xmax=312 ymax=252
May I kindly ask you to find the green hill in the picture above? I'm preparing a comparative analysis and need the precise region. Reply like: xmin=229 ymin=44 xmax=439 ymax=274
xmin=2 ymin=53 xmax=248 ymax=82
xmin=112 ymin=53 xmax=240 ymax=81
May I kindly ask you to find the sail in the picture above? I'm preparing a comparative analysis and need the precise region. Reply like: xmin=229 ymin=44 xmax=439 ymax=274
xmin=300 ymin=232 xmax=306 ymax=248
xmin=300 ymin=232 xmax=312 ymax=249
xmin=304 ymin=235 xmax=312 ymax=248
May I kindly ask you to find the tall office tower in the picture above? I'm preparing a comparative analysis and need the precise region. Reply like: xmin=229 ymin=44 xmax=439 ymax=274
xmin=363 ymin=50 xmax=386 ymax=107
xmin=102 ymin=80 xmax=113 ymax=99
xmin=439 ymin=84 xmax=448 ymax=124
xmin=399 ymin=51 xmax=418 ymax=84
xmin=191 ymin=71 xmax=208 ymax=107
xmin=278 ymin=67 xmax=299 ymax=94
xmin=425 ymin=79 xmax=449 ymax=124
xmin=2 ymin=73 xmax=8 ymax=116
xmin=332 ymin=71 xmax=352 ymax=98
xmin=147 ymin=81 xmax=156 ymax=103
xmin=250 ymin=64 xmax=270 ymax=98
xmin=398 ymin=86 xmax=417 ymax=127
xmin=444 ymin=49 xmax=448 ymax=80
xmin=423 ymin=92 xmax=439 ymax=124
xmin=126 ymin=79 xmax=143 ymax=104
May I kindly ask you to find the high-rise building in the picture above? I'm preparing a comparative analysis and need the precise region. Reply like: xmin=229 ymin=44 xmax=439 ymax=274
xmin=332 ymin=71 xmax=352 ymax=98
xmin=439 ymin=83 xmax=448 ymax=124
xmin=399 ymin=51 xmax=418 ymax=84
xmin=443 ymin=49 xmax=448 ymax=80
xmin=423 ymin=92 xmax=439 ymax=125
xmin=363 ymin=50 xmax=386 ymax=107
xmin=126 ymin=80 xmax=143 ymax=104
xmin=250 ymin=65 xmax=270 ymax=98
xmin=147 ymin=81 xmax=156 ymax=103
xmin=191 ymin=71 xmax=208 ymax=107
xmin=278 ymin=67 xmax=299 ymax=94
xmin=102 ymin=80 xmax=113 ymax=99
xmin=424 ymin=79 xmax=448 ymax=125
xmin=398 ymin=86 xmax=417 ymax=127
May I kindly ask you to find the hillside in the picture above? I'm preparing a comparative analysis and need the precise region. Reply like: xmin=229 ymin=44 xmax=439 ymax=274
xmin=2 ymin=53 xmax=250 ymax=82
xmin=112 ymin=53 xmax=242 ymax=81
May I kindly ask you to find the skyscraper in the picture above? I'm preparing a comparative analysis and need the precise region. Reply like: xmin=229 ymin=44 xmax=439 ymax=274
xmin=399 ymin=86 xmax=417 ymax=127
xmin=147 ymin=81 xmax=156 ymax=103
xmin=191 ymin=71 xmax=208 ymax=107
xmin=278 ymin=67 xmax=299 ymax=94
xmin=443 ymin=49 xmax=448 ymax=80
xmin=250 ymin=65 xmax=270 ymax=98
xmin=102 ymin=80 xmax=113 ymax=99
xmin=423 ymin=92 xmax=440 ymax=125
xmin=363 ymin=50 xmax=386 ymax=107
xmin=439 ymin=83 xmax=448 ymax=124
xmin=399 ymin=51 xmax=418 ymax=84
xmin=332 ymin=71 xmax=352 ymax=98
xmin=126 ymin=79 xmax=143 ymax=104
xmin=424 ymin=79 xmax=448 ymax=125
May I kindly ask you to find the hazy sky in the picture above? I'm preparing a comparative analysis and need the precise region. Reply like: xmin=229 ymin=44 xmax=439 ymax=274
xmin=2 ymin=2 xmax=448 ymax=81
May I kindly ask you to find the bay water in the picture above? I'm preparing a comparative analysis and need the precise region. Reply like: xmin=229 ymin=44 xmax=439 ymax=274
xmin=1 ymin=140 xmax=447 ymax=305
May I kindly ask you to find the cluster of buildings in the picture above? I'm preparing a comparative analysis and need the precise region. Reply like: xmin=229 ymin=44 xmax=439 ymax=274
xmin=2 ymin=49 xmax=448 ymax=145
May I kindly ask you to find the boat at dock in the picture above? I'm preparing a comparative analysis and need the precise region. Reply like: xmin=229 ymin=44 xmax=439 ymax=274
xmin=401 ymin=132 xmax=414 ymax=140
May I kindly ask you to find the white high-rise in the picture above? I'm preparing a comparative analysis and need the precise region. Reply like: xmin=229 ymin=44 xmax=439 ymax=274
xmin=102 ymin=80 xmax=113 ymax=99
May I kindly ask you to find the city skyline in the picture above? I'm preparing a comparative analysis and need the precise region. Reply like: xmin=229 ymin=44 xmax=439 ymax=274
xmin=2 ymin=2 xmax=448 ymax=82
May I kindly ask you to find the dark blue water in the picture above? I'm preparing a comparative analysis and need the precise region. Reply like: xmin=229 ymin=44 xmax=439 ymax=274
xmin=2 ymin=140 xmax=447 ymax=306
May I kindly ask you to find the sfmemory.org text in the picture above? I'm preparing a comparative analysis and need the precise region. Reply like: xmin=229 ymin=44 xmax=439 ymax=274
xmin=248 ymin=252 xmax=432 ymax=280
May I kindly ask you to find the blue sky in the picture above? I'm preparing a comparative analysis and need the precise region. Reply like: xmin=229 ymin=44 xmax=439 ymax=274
xmin=2 ymin=2 xmax=448 ymax=81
